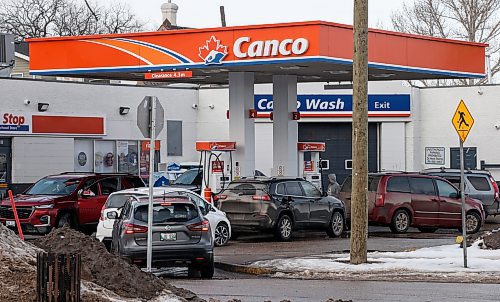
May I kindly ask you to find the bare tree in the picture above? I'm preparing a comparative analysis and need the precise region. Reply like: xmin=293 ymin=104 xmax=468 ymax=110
xmin=392 ymin=0 xmax=500 ymax=85
xmin=0 ymin=0 xmax=145 ymax=39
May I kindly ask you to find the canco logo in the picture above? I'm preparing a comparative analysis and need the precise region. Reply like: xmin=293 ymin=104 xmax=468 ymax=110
xmin=234 ymin=37 xmax=309 ymax=58
xmin=198 ymin=36 xmax=228 ymax=65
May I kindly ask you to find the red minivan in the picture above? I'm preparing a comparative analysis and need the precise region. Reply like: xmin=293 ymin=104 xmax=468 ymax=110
xmin=339 ymin=173 xmax=485 ymax=234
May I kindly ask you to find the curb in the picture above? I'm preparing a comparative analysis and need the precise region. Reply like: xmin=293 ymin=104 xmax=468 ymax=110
xmin=215 ymin=261 xmax=276 ymax=275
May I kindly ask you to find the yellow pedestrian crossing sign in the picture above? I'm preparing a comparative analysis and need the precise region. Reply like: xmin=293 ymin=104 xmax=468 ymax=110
xmin=452 ymin=100 xmax=474 ymax=142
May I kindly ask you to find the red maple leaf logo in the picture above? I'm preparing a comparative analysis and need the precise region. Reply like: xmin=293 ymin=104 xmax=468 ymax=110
xmin=198 ymin=36 xmax=228 ymax=64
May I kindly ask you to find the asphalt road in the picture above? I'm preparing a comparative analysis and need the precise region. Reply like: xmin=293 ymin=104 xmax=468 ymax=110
xmin=167 ymin=219 xmax=500 ymax=301
xmin=172 ymin=276 xmax=500 ymax=302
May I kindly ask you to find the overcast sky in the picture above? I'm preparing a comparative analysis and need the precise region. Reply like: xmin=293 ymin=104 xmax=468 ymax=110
xmin=121 ymin=0 xmax=411 ymax=30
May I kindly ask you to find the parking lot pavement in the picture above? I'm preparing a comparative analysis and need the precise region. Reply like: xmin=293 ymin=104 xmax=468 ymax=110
xmin=214 ymin=229 xmax=456 ymax=266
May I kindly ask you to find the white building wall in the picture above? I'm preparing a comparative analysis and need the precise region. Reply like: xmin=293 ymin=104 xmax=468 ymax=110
xmin=380 ymin=122 xmax=406 ymax=171
xmin=1 ymin=78 xmax=199 ymax=183
xmin=12 ymin=137 xmax=73 ymax=183
xmin=418 ymin=85 xmax=500 ymax=179
xmin=405 ymin=87 xmax=422 ymax=172
xmin=197 ymin=88 xmax=229 ymax=141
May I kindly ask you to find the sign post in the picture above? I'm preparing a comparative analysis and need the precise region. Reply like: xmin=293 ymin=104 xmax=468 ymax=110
xmin=451 ymin=99 xmax=474 ymax=268
xmin=137 ymin=96 xmax=164 ymax=273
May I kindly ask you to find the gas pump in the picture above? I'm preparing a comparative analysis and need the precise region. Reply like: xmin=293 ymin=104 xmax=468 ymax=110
xmin=195 ymin=141 xmax=236 ymax=202
xmin=297 ymin=142 xmax=326 ymax=190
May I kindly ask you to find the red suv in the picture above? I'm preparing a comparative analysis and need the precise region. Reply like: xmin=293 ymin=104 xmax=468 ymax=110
xmin=339 ymin=173 xmax=485 ymax=234
xmin=0 ymin=172 xmax=144 ymax=234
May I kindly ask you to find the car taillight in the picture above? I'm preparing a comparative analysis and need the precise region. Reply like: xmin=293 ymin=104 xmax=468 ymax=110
xmin=252 ymin=195 xmax=271 ymax=201
xmin=187 ymin=219 xmax=210 ymax=232
xmin=99 ymin=204 xmax=106 ymax=221
xmin=124 ymin=223 xmax=148 ymax=234
xmin=217 ymin=195 xmax=227 ymax=200
xmin=490 ymin=177 xmax=499 ymax=200
xmin=375 ymin=193 xmax=385 ymax=207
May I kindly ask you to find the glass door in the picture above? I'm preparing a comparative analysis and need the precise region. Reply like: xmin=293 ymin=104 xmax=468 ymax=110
xmin=0 ymin=138 xmax=11 ymax=199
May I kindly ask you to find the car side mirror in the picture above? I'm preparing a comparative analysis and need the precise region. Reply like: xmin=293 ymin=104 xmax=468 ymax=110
xmin=107 ymin=211 xmax=119 ymax=220
xmin=450 ymin=192 xmax=460 ymax=199
xmin=80 ymin=189 xmax=94 ymax=198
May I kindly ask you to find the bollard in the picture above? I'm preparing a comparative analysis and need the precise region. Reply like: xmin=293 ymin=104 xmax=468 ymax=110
xmin=37 ymin=252 xmax=81 ymax=302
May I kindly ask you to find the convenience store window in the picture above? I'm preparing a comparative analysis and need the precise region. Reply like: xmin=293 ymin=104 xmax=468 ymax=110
xmin=117 ymin=141 xmax=139 ymax=174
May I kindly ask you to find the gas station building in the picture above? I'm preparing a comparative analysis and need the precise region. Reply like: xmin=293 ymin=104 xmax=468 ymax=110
xmin=1 ymin=21 xmax=494 ymax=193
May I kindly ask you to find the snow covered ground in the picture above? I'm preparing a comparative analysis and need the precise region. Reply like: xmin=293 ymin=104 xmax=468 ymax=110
xmin=251 ymin=240 xmax=500 ymax=282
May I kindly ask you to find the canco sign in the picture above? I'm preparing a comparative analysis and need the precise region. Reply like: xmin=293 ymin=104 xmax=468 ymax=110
xmin=233 ymin=37 xmax=309 ymax=58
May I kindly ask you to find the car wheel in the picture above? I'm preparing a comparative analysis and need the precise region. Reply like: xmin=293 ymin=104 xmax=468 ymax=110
xmin=417 ymin=227 xmax=438 ymax=233
xmin=274 ymin=214 xmax=293 ymax=241
xmin=56 ymin=213 xmax=72 ymax=228
xmin=465 ymin=211 xmax=482 ymax=234
xmin=214 ymin=223 xmax=230 ymax=247
xmin=326 ymin=211 xmax=345 ymax=238
xmin=390 ymin=209 xmax=410 ymax=233
xmin=200 ymin=259 xmax=215 ymax=279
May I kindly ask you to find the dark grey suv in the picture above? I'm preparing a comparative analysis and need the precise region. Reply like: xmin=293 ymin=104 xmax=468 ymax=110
xmin=109 ymin=196 xmax=214 ymax=278
xmin=216 ymin=178 xmax=346 ymax=241
xmin=423 ymin=168 xmax=500 ymax=217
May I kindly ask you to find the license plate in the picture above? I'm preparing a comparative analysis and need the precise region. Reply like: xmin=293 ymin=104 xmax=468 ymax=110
xmin=230 ymin=214 xmax=245 ymax=220
xmin=160 ymin=232 xmax=177 ymax=241
xmin=6 ymin=221 xmax=15 ymax=227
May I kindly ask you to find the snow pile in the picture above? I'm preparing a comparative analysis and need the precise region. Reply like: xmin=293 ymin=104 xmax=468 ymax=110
xmin=0 ymin=224 xmax=186 ymax=302
xmin=0 ymin=225 xmax=41 ymax=302
xmin=251 ymin=240 xmax=500 ymax=281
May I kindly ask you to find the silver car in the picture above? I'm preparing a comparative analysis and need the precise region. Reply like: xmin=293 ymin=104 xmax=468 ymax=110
xmin=109 ymin=195 xmax=214 ymax=278
xmin=423 ymin=168 xmax=500 ymax=217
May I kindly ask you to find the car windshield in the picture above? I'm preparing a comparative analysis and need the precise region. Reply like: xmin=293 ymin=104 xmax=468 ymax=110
xmin=25 ymin=177 xmax=81 ymax=195
xmin=134 ymin=203 xmax=198 ymax=223
xmin=173 ymin=170 xmax=199 ymax=185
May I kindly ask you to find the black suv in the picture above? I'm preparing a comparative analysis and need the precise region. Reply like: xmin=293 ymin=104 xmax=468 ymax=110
xmin=216 ymin=178 xmax=346 ymax=241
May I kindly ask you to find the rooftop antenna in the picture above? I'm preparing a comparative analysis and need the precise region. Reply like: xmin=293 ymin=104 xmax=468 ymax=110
xmin=220 ymin=6 xmax=226 ymax=27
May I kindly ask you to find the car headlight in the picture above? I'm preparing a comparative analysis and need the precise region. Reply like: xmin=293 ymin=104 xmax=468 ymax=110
xmin=34 ymin=204 xmax=54 ymax=209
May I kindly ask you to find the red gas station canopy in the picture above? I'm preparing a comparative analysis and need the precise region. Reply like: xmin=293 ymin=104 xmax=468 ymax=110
xmin=27 ymin=21 xmax=487 ymax=83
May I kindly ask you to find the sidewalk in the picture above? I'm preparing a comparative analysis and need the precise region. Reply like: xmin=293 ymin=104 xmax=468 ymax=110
xmin=216 ymin=233 xmax=500 ymax=283
xmin=214 ymin=232 xmax=455 ymax=273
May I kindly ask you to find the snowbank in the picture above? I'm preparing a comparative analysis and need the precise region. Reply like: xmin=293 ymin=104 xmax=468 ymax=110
xmin=251 ymin=240 xmax=500 ymax=281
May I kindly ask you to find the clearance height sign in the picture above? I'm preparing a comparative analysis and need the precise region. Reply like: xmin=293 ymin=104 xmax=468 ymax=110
xmin=254 ymin=94 xmax=411 ymax=118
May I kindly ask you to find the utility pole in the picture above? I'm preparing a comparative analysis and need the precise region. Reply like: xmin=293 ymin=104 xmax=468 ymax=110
xmin=350 ymin=0 xmax=369 ymax=264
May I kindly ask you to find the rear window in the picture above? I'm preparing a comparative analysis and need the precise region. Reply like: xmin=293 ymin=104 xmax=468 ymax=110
xmin=340 ymin=176 xmax=352 ymax=192
xmin=467 ymin=176 xmax=491 ymax=191
xmin=134 ymin=203 xmax=198 ymax=223
xmin=340 ymin=175 xmax=380 ymax=193
xmin=285 ymin=182 xmax=304 ymax=196
xmin=106 ymin=194 xmax=134 ymax=208
xmin=387 ymin=176 xmax=410 ymax=193
xmin=409 ymin=177 xmax=436 ymax=195
xmin=125 ymin=177 xmax=145 ymax=188
xmin=225 ymin=182 xmax=267 ymax=196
